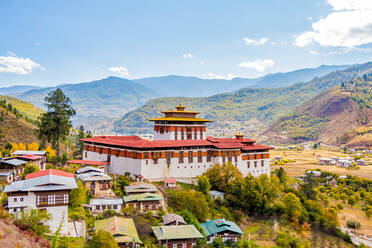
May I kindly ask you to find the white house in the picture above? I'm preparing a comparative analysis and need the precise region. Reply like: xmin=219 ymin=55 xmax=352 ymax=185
xmin=319 ymin=158 xmax=333 ymax=165
xmin=338 ymin=160 xmax=352 ymax=168
xmin=4 ymin=169 xmax=77 ymax=235
xmin=89 ymin=198 xmax=123 ymax=213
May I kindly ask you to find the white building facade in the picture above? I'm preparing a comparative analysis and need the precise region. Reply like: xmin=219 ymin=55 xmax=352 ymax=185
xmin=81 ymin=105 xmax=272 ymax=180
xmin=4 ymin=169 xmax=77 ymax=235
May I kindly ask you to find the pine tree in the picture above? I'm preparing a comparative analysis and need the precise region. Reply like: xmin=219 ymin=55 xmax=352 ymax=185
xmin=37 ymin=89 xmax=75 ymax=157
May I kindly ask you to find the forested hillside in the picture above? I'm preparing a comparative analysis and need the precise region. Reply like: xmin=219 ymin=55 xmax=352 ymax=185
xmin=0 ymin=95 xmax=43 ymax=123
xmin=264 ymin=74 xmax=372 ymax=147
xmin=115 ymin=62 xmax=372 ymax=134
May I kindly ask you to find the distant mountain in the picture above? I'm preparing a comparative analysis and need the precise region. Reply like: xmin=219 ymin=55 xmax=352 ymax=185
xmin=133 ymin=65 xmax=349 ymax=97
xmin=263 ymin=74 xmax=372 ymax=148
xmin=252 ymin=64 xmax=349 ymax=88
xmin=12 ymin=76 xmax=159 ymax=131
xmin=0 ymin=85 xmax=42 ymax=95
xmin=114 ymin=62 xmax=372 ymax=134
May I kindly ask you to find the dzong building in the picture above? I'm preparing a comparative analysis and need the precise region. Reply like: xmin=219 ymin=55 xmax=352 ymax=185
xmin=81 ymin=104 xmax=272 ymax=180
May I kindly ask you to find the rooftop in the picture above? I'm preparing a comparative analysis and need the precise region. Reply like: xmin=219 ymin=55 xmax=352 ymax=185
xmin=67 ymin=160 xmax=109 ymax=166
xmin=125 ymin=183 xmax=158 ymax=194
xmin=152 ymin=225 xmax=204 ymax=240
xmin=95 ymin=216 xmax=142 ymax=244
xmin=80 ymin=135 xmax=272 ymax=151
xmin=16 ymin=154 xmax=44 ymax=160
xmin=123 ymin=192 xmax=163 ymax=203
xmin=4 ymin=169 xmax=77 ymax=193
xmin=76 ymin=172 xmax=112 ymax=182
xmin=200 ymin=219 xmax=243 ymax=236
xmin=90 ymin=198 xmax=123 ymax=205
xmin=76 ymin=166 xmax=104 ymax=174
xmin=12 ymin=150 xmax=47 ymax=156
xmin=162 ymin=213 xmax=187 ymax=225
xmin=1 ymin=158 xmax=27 ymax=167
xmin=209 ymin=190 xmax=225 ymax=196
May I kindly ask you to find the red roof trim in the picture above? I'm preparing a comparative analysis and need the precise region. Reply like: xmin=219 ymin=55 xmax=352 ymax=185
xmin=25 ymin=169 xmax=74 ymax=179
xmin=80 ymin=135 xmax=271 ymax=150
xmin=67 ymin=160 xmax=109 ymax=166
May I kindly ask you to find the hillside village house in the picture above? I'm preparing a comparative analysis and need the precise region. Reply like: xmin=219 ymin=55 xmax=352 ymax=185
xmin=200 ymin=219 xmax=243 ymax=243
xmin=163 ymin=178 xmax=177 ymax=188
xmin=0 ymin=170 xmax=14 ymax=184
xmin=4 ymin=169 xmax=77 ymax=235
xmin=152 ymin=225 xmax=204 ymax=247
xmin=95 ymin=216 xmax=142 ymax=248
xmin=319 ymin=158 xmax=333 ymax=165
xmin=162 ymin=213 xmax=187 ymax=226
xmin=80 ymin=104 xmax=272 ymax=180
xmin=338 ymin=160 xmax=352 ymax=168
xmin=12 ymin=150 xmax=47 ymax=170
xmin=209 ymin=190 xmax=225 ymax=200
xmin=123 ymin=192 xmax=164 ymax=212
xmin=76 ymin=166 xmax=113 ymax=196
xmin=0 ymin=158 xmax=27 ymax=182
xmin=89 ymin=198 xmax=123 ymax=214
xmin=67 ymin=159 xmax=108 ymax=170
xmin=125 ymin=183 xmax=158 ymax=195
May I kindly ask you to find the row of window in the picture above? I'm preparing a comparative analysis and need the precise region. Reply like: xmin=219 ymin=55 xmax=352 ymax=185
xmin=94 ymin=204 xmax=119 ymax=211
xmin=36 ymin=194 xmax=69 ymax=206
xmin=13 ymin=197 xmax=24 ymax=203
xmin=247 ymin=160 xmax=265 ymax=168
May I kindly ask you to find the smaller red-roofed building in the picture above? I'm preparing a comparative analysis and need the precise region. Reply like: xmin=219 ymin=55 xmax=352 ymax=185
xmin=164 ymin=178 xmax=177 ymax=188
xmin=80 ymin=104 xmax=272 ymax=180
xmin=4 ymin=169 xmax=77 ymax=235
xmin=16 ymin=154 xmax=46 ymax=170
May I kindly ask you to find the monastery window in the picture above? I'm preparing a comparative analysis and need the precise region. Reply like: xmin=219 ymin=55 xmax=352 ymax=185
xmin=228 ymin=156 xmax=232 ymax=163
xmin=187 ymin=127 xmax=192 ymax=132
xmin=165 ymin=126 xmax=169 ymax=133
xmin=153 ymin=152 xmax=160 ymax=164
xmin=188 ymin=151 xmax=193 ymax=163
xmin=133 ymin=153 xmax=137 ymax=159
xmin=124 ymin=150 xmax=127 ymax=157
xmin=187 ymin=133 xmax=192 ymax=140
xmin=200 ymin=129 xmax=203 ymax=139
xmin=194 ymin=131 xmax=197 ymax=140
xmin=166 ymin=152 xmax=172 ymax=164
xmin=234 ymin=153 xmax=238 ymax=162
xmin=14 ymin=198 xmax=17 ymax=202
xmin=198 ymin=151 xmax=202 ymax=163
xmin=254 ymin=154 xmax=257 ymax=160
xmin=261 ymin=160 xmax=264 ymax=167
xmin=108 ymin=148 xmax=111 ymax=155
xmin=85 ymin=152 xmax=87 ymax=158
xmin=144 ymin=152 xmax=149 ymax=159
xmin=207 ymin=150 xmax=212 ymax=162
xmin=20 ymin=197 xmax=23 ymax=202
xmin=175 ymin=132 xmax=178 ymax=140
xmin=179 ymin=151 xmax=184 ymax=164
xmin=160 ymin=127 xmax=164 ymax=134
xmin=254 ymin=161 xmax=257 ymax=168
xmin=116 ymin=150 xmax=120 ymax=157
xmin=247 ymin=161 xmax=250 ymax=168
xmin=99 ymin=148 xmax=103 ymax=154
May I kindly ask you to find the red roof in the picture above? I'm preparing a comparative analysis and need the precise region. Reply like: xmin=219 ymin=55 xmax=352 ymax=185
xmin=80 ymin=135 xmax=272 ymax=151
xmin=164 ymin=178 xmax=176 ymax=183
xmin=67 ymin=160 xmax=109 ymax=166
xmin=25 ymin=169 xmax=74 ymax=179
xmin=17 ymin=154 xmax=43 ymax=160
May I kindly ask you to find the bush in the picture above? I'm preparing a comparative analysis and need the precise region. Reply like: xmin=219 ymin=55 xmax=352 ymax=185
xmin=13 ymin=209 xmax=51 ymax=236
xmin=87 ymin=230 xmax=119 ymax=248
xmin=346 ymin=220 xmax=360 ymax=229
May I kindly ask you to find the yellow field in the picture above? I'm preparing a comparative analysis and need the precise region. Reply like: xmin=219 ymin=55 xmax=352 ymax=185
xmin=270 ymin=148 xmax=372 ymax=180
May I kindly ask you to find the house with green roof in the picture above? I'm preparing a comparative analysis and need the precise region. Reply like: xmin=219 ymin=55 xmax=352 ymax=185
xmin=200 ymin=219 xmax=243 ymax=243
xmin=152 ymin=225 xmax=204 ymax=247
xmin=95 ymin=216 xmax=142 ymax=247
xmin=123 ymin=192 xmax=164 ymax=212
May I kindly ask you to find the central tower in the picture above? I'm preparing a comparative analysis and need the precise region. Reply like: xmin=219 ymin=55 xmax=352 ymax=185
xmin=149 ymin=103 xmax=211 ymax=140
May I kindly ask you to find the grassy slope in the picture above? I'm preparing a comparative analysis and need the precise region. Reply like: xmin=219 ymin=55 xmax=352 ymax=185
xmin=264 ymin=76 xmax=372 ymax=147
xmin=0 ymin=105 xmax=39 ymax=147
xmin=114 ymin=62 xmax=372 ymax=134
xmin=0 ymin=95 xmax=43 ymax=122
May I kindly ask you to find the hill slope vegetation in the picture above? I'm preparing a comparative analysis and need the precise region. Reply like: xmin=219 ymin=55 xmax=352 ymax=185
xmin=264 ymin=74 xmax=372 ymax=148
xmin=115 ymin=62 xmax=372 ymax=134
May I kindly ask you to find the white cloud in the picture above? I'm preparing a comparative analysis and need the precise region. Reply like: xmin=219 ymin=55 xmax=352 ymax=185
xmin=243 ymin=37 xmax=268 ymax=46
xmin=238 ymin=59 xmax=274 ymax=72
xmin=309 ymin=50 xmax=319 ymax=55
xmin=108 ymin=66 xmax=129 ymax=77
xmin=0 ymin=53 xmax=45 ymax=75
xmin=307 ymin=16 xmax=313 ymax=21
xmin=182 ymin=53 xmax=193 ymax=59
xmin=205 ymin=73 xmax=235 ymax=80
xmin=295 ymin=0 xmax=372 ymax=48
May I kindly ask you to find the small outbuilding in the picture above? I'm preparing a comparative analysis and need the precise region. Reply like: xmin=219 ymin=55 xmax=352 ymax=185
xmin=152 ymin=225 xmax=203 ymax=247
xmin=356 ymin=159 xmax=367 ymax=166
xmin=123 ymin=193 xmax=164 ymax=212
xmin=200 ymin=218 xmax=243 ymax=243
xmin=319 ymin=158 xmax=333 ymax=165
xmin=209 ymin=190 xmax=225 ymax=200
xmin=164 ymin=178 xmax=177 ymax=188
xmin=162 ymin=213 xmax=187 ymax=226
xmin=89 ymin=198 xmax=123 ymax=213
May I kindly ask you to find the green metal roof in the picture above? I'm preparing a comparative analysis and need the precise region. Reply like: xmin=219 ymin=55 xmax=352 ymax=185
xmin=152 ymin=225 xmax=204 ymax=240
xmin=123 ymin=192 xmax=163 ymax=203
xmin=95 ymin=216 xmax=142 ymax=244
xmin=200 ymin=219 xmax=243 ymax=236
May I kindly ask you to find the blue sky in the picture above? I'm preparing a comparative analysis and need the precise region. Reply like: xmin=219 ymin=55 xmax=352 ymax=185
xmin=1 ymin=0 xmax=372 ymax=86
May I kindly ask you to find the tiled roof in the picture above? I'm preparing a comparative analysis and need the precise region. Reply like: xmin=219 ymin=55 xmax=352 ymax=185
xmin=68 ymin=160 xmax=109 ymax=166
xmin=152 ymin=225 xmax=204 ymax=240
xmin=17 ymin=155 xmax=43 ymax=160
xmin=76 ymin=166 xmax=104 ymax=174
xmin=125 ymin=183 xmax=158 ymax=194
xmin=2 ymin=159 xmax=27 ymax=166
xmin=164 ymin=178 xmax=176 ymax=184
xmin=200 ymin=219 xmax=243 ymax=236
xmin=90 ymin=198 xmax=123 ymax=205
xmin=162 ymin=213 xmax=187 ymax=225
xmin=80 ymin=135 xmax=272 ymax=151
xmin=12 ymin=150 xmax=47 ymax=156
xmin=95 ymin=217 xmax=142 ymax=244
xmin=4 ymin=170 xmax=77 ymax=193
xmin=209 ymin=190 xmax=225 ymax=196
xmin=25 ymin=169 xmax=74 ymax=179
xmin=76 ymin=172 xmax=112 ymax=182
xmin=149 ymin=117 xmax=211 ymax=122
xmin=123 ymin=193 xmax=163 ymax=203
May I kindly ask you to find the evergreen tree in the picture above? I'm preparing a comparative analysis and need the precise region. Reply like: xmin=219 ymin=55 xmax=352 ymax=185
xmin=37 ymin=89 xmax=75 ymax=157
